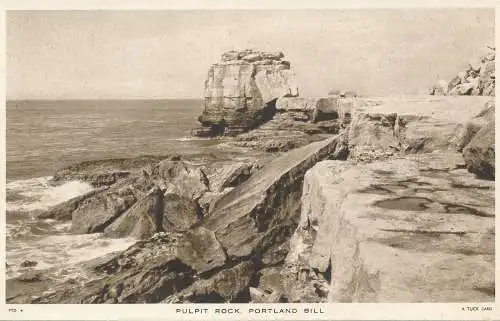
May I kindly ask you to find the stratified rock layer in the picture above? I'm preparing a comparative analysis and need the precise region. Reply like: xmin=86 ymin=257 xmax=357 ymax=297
xmin=285 ymin=153 xmax=494 ymax=302
xmin=194 ymin=49 xmax=299 ymax=136
xmin=348 ymin=96 xmax=492 ymax=162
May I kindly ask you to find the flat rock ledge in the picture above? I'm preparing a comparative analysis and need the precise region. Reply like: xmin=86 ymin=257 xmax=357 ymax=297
xmin=285 ymin=152 xmax=494 ymax=302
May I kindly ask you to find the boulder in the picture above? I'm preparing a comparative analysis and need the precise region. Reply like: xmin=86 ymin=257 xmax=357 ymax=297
xmin=164 ymin=261 xmax=255 ymax=303
xmin=207 ymin=161 xmax=254 ymax=193
xmin=449 ymin=82 xmax=474 ymax=96
xmin=463 ymin=119 xmax=495 ymax=180
xmin=70 ymin=159 xmax=208 ymax=235
xmin=162 ymin=193 xmax=201 ymax=231
xmin=455 ymin=100 xmax=494 ymax=151
xmin=194 ymin=49 xmax=299 ymax=136
xmin=252 ymin=265 xmax=329 ymax=303
xmin=152 ymin=160 xmax=209 ymax=200
xmin=71 ymin=183 xmax=138 ymax=234
xmin=286 ymin=153 xmax=494 ymax=302
xmin=104 ymin=186 xmax=164 ymax=239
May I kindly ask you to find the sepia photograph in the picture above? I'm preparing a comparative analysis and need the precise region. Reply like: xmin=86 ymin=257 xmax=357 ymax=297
xmin=4 ymin=7 xmax=495 ymax=308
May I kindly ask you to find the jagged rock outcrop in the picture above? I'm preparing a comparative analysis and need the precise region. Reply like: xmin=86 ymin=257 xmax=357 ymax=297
xmin=51 ymin=155 xmax=171 ymax=187
xmin=284 ymin=153 xmax=494 ymax=302
xmin=9 ymin=229 xmax=227 ymax=303
xmin=70 ymin=181 xmax=141 ymax=234
xmin=104 ymin=186 xmax=164 ymax=239
xmin=164 ymin=261 xmax=256 ymax=303
xmin=348 ymin=96 xmax=491 ymax=162
xmin=463 ymin=119 xmax=495 ymax=180
xmin=36 ymin=187 xmax=108 ymax=221
xmin=15 ymin=134 xmax=348 ymax=304
xmin=430 ymin=46 xmax=495 ymax=96
xmin=69 ymin=159 xmax=210 ymax=236
xmin=228 ymin=96 xmax=355 ymax=153
xmin=194 ymin=49 xmax=299 ymax=137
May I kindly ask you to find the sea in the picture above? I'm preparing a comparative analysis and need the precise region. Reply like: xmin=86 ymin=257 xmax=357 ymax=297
xmin=5 ymin=99 xmax=218 ymax=282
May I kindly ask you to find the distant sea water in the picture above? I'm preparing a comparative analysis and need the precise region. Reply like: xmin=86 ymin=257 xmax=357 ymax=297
xmin=7 ymin=99 xmax=208 ymax=181
xmin=5 ymin=99 xmax=216 ymax=281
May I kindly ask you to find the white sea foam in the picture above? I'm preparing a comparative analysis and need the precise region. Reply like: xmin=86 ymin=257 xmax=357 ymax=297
xmin=6 ymin=177 xmax=93 ymax=212
xmin=6 ymin=232 xmax=137 ymax=280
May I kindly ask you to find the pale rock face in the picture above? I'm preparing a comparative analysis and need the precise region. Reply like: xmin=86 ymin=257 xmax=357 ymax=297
xmin=463 ymin=119 xmax=495 ymax=180
xmin=348 ymin=96 xmax=492 ymax=162
xmin=287 ymin=154 xmax=494 ymax=302
xmin=275 ymin=96 xmax=354 ymax=122
xmin=195 ymin=49 xmax=299 ymax=136
xmin=455 ymin=100 xmax=494 ymax=151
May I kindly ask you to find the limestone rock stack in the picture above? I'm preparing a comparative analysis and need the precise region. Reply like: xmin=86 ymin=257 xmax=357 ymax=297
xmin=430 ymin=46 xmax=495 ymax=96
xmin=194 ymin=49 xmax=299 ymax=136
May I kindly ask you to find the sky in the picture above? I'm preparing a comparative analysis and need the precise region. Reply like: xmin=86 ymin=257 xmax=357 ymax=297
xmin=7 ymin=9 xmax=495 ymax=99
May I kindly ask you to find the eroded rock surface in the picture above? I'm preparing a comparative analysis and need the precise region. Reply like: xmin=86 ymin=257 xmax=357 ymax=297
xmin=194 ymin=49 xmax=299 ymax=136
xmin=14 ymin=134 xmax=348 ymax=304
xmin=229 ymin=97 xmax=354 ymax=153
xmin=202 ymin=134 xmax=348 ymax=262
xmin=455 ymin=100 xmax=494 ymax=151
xmin=104 ymin=186 xmax=164 ymax=239
xmin=284 ymin=153 xmax=494 ymax=302
xmin=8 ymin=229 xmax=227 ymax=304
xmin=463 ymin=119 xmax=495 ymax=180
xmin=348 ymin=96 xmax=492 ymax=162
xmin=431 ymin=46 xmax=495 ymax=96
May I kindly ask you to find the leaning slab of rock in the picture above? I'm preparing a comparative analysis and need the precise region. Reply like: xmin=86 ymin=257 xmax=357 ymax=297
xmin=202 ymin=134 xmax=348 ymax=263
xmin=286 ymin=153 xmax=494 ymax=302
xmin=207 ymin=161 xmax=254 ymax=193
xmin=194 ymin=49 xmax=299 ymax=136
xmin=71 ymin=183 xmax=139 ymax=234
xmin=104 ymin=186 xmax=164 ymax=239
xmin=463 ymin=119 xmax=495 ymax=180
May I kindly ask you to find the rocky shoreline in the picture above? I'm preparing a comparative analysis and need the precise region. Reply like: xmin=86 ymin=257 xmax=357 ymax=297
xmin=6 ymin=49 xmax=495 ymax=303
